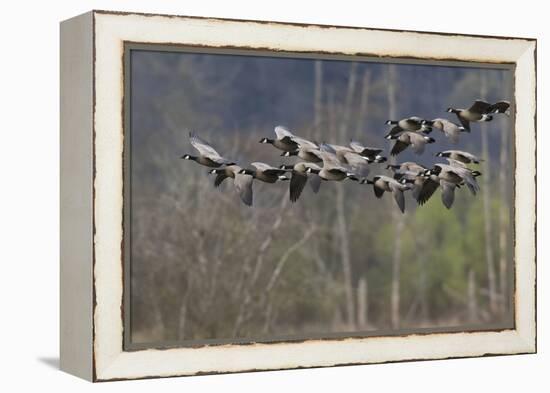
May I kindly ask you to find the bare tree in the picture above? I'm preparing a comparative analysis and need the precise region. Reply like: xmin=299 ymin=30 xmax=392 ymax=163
xmin=467 ymin=269 xmax=479 ymax=323
xmin=314 ymin=60 xmax=323 ymax=132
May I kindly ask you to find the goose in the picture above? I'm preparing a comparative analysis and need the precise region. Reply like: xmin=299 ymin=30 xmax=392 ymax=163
xmin=181 ymin=132 xmax=236 ymax=168
xmin=423 ymin=163 xmax=480 ymax=208
xmin=387 ymin=131 xmax=435 ymax=156
xmin=325 ymin=143 xmax=374 ymax=179
xmin=421 ymin=118 xmax=467 ymax=143
xmin=364 ymin=175 xmax=411 ymax=213
xmin=281 ymin=136 xmax=322 ymax=163
xmin=385 ymin=116 xmax=431 ymax=138
xmin=305 ymin=144 xmax=361 ymax=182
xmin=238 ymin=162 xmax=289 ymax=183
xmin=446 ymin=100 xmax=498 ymax=131
xmin=412 ymin=159 xmax=481 ymax=207
xmin=259 ymin=125 xmax=299 ymax=152
xmin=386 ymin=161 xmax=427 ymax=174
xmin=386 ymin=163 xmax=438 ymax=205
xmin=349 ymin=140 xmax=387 ymax=163
xmin=436 ymin=150 xmax=483 ymax=164
xmin=279 ymin=162 xmax=322 ymax=202
xmin=208 ymin=165 xmax=253 ymax=206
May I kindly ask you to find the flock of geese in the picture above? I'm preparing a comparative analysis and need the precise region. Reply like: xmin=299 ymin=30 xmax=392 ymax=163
xmin=181 ymin=99 xmax=510 ymax=212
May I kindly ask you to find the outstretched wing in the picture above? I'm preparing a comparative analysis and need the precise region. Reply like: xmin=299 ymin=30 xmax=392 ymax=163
xmin=389 ymin=182 xmax=406 ymax=213
xmin=387 ymin=125 xmax=404 ymax=137
xmin=214 ymin=173 xmax=228 ymax=188
xmin=233 ymin=174 xmax=253 ymax=206
xmin=274 ymin=125 xmax=295 ymax=140
xmin=291 ymin=136 xmax=318 ymax=149
xmin=440 ymin=180 xmax=456 ymax=209
xmin=416 ymin=178 xmax=439 ymax=205
xmin=468 ymin=100 xmax=492 ymax=114
xmin=189 ymin=132 xmax=221 ymax=157
xmin=289 ymin=172 xmax=308 ymax=202
xmin=453 ymin=112 xmax=471 ymax=132
xmin=390 ymin=140 xmax=408 ymax=156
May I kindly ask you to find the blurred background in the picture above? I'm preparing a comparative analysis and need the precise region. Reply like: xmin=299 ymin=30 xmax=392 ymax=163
xmin=128 ymin=48 xmax=514 ymax=346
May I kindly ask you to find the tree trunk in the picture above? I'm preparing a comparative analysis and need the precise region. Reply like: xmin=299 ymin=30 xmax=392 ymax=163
xmin=314 ymin=60 xmax=323 ymax=133
xmin=387 ymin=64 xmax=404 ymax=330
xmin=356 ymin=70 xmax=371 ymax=137
xmin=330 ymin=64 xmax=359 ymax=330
xmin=479 ymin=75 xmax=498 ymax=316
xmin=467 ymin=269 xmax=479 ymax=323
xmin=357 ymin=276 xmax=368 ymax=329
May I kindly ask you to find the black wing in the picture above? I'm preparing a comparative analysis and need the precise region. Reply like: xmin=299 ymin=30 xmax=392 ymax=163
xmin=387 ymin=125 xmax=404 ymax=137
xmin=468 ymin=100 xmax=492 ymax=114
xmin=373 ymin=185 xmax=385 ymax=198
xmin=454 ymin=113 xmax=471 ymax=132
xmin=289 ymin=172 xmax=308 ymax=202
xmin=487 ymin=101 xmax=510 ymax=114
xmin=214 ymin=173 xmax=228 ymax=187
xmin=390 ymin=140 xmax=409 ymax=156
xmin=416 ymin=178 xmax=439 ymax=205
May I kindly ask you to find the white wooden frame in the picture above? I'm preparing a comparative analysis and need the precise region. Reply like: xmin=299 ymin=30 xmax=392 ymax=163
xmin=60 ymin=10 xmax=537 ymax=382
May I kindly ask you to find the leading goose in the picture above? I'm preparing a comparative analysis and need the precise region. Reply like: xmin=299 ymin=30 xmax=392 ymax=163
xmin=279 ymin=162 xmax=322 ymax=202
xmin=446 ymin=100 xmax=499 ymax=131
xmin=259 ymin=125 xmax=299 ymax=152
xmin=238 ymin=162 xmax=289 ymax=183
xmin=209 ymin=165 xmax=254 ymax=206
xmin=181 ymin=132 xmax=236 ymax=168
xmin=365 ymin=175 xmax=411 ymax=213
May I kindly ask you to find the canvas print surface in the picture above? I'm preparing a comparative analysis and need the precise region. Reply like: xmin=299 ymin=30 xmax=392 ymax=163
xmin=126 ymin=47 xmax=514 ymax=347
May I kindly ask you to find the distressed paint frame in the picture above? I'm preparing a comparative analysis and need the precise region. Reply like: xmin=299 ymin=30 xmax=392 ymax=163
xmin=60 ymin=10 xmax=536 ymax=382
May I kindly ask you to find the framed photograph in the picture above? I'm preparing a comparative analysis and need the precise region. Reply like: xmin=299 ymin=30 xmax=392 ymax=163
xmin=60 ymin=10 xmax=536 ymax=381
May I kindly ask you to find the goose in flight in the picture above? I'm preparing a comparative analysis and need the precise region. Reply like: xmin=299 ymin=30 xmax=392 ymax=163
xmin=387 ymin=131 xmax=435 ymax=156
xmin=435 ymin=150 xmax=483 ymax=164
xmin=181 ymin=132 xmax=236 ymax=167
xmin=305 ymin=144 xmax=361 ymax=182
xmin=281 ymin=136 xmax=322 ymax=163
xmin=280 ymin=162 xmax=322 ymax=202
xmin=209 ymin=165 xmax=254 ymax=206
xmin=446 ymin=100 xmax=509 ymax=131
xmin=364 ymin=175 xmax=411 ymax=213
xmin=422 ymin=118 xmax=466 ymax=143
xmin=259 ymin=125 xmax=300 ymax=152
xmin=238 ymin=162 xmax=289 ymax=183
xmin=385 ymin=116 xmax=431 ymax=138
